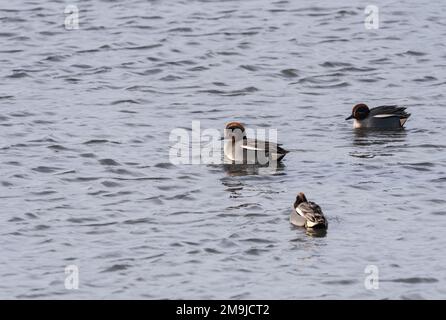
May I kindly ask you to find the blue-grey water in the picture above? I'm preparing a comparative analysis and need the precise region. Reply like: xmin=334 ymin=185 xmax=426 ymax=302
xmin=1 ymin=0 xmax=446 ymax=299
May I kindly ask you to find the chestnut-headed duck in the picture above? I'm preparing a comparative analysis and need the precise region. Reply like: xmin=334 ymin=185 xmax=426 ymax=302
xmin=224 ymin=121 xmax=288 ymax=164
xmin=345 ymin=104 xmax=410 ymax=129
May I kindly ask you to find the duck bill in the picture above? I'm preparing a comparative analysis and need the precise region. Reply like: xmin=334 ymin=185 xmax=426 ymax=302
xmin=345 ymin=115 xmax=353 ymax=120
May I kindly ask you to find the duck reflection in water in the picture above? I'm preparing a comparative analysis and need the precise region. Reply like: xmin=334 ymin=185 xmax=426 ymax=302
xmin=305 ymin=228 xmax=327 ymax=238
xmin=352 ymin=128 xmax=408 ymax=146
xmin=223 ymin=162 xmax=286 ymax=177
xmin=220 ymin=162 xmax=286 ymax=199
xmin=350 ymin=129 xmax=408 ymax=158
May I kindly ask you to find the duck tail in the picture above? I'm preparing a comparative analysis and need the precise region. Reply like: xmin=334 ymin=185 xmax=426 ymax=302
xmin=400 ymin=113 xmax=411 ymax=126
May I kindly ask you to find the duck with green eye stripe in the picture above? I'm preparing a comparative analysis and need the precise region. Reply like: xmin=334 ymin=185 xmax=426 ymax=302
xmin=345 ymin=103 xmax=410 ymax=129
xmin=224 ymin=121 xmax=288 ymax=165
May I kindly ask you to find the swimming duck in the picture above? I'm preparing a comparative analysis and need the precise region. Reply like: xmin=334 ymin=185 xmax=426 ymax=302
xmin=290 ymin=192 xmax=328 ymax=229
xmin=345 ymin=104 xmax=410 ymax=129
xmin=224 ymin=121 xmax=288 ymax=164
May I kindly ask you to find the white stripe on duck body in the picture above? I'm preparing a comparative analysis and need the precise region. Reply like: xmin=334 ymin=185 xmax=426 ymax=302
xmin=290 ymin=192 xmax=328 ymax=229
xmin=224 ymin=121 xmax=288 ymax=164
xmin=345 ymin=103 xmax=411 ymax=129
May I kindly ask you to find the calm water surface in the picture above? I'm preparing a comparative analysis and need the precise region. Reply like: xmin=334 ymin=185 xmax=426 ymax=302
xmin=1 ymin=0 xmax=446 ymax=299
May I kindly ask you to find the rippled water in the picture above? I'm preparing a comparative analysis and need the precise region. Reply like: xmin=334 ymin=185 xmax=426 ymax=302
xmin=1 ymin=0 xmax=446 ymax=299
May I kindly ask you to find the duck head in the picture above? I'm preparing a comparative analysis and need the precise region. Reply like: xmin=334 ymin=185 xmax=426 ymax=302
xmin=294 ymin=192 xmax=308 ymax=208
xmin=225 ymin=121 xmax=246 ymax=141
xmin=346 ymin=103 xmax=370 ymax=120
